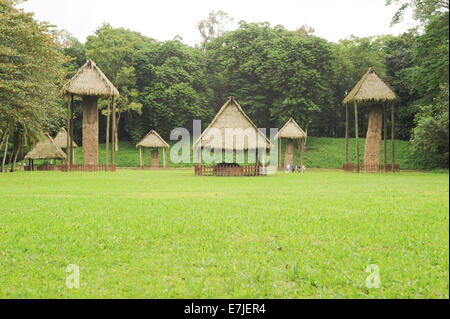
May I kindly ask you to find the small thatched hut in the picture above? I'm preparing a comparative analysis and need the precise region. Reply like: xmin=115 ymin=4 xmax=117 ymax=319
xmin=275 ymin=118 xmax=306 ymax=169
xmin=194 ymin=96 xmax=272 ymax=176
xmin=25 ymin=134 xmax=66 ymax=170
xmin=62 ymin=59 xmax=119 ymax=171
xmin=53 ymin=128 xmax=78 ymax=164
xmin=136 ymin=130 xmax=170 ymax=169
xmin=343 ymin=67 xmax=398 ymax=172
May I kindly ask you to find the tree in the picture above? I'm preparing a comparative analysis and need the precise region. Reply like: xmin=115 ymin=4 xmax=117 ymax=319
xmin=387 ymin=0 xmax=449 ymax=25
xmin=197 ymin=10 xmax=233 ymax=44
xmin=205 ymin=22 xmax=338 ymax=135
xmin=0 ymin=0 xmax=68 ymax=171
xmin=85 ymin=24 xmax=146 ymax=148
xmin=411 ymin=84 xmax=449 ymax=164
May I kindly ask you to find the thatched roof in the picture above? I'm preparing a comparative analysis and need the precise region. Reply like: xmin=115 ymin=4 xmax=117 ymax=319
xmin=25 ymin=134 xmax=67 ymax=160
xmin=275 ymin=118 xmax=306 ymax=140
xmin=136 ymin=130 xmax=170 ymax=149
xmin=343 ymin=67 xmax=397 ymax=105
xmin=62 ymin=60 xmax=120 ymax=98
xmin=194 ymin=97 xmax=272 ymax=151
xmin=53 ymin=128 xmax=78 ymax=148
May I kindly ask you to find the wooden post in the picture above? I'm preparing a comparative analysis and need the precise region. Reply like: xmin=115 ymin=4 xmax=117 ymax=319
xmin=384 ymin=104 xmax=387 ymax=172
xmin=142 ymin=147 xmax=145 ymax=168
xmin=139 ymin=147 xmax=143 ymax=168
xmin=345 ymin=103 xmax=349 ymax=164
xmin=278 ymin=138 xmax=281 ymax=169
xmin=111 ymin=97 xmax=116 ymax=166
xmin=163 ymin=148 xmax=167 ymax=168
xmin=66 ymin=96 xmax=71 ymax=168
xmin=300 ymin=138 xmax=305 ymax=167
xmin=354 ymin=101 xmax=360 ymax=172
xmin=391 ymin=102 xmax=395 ymax=172
xmin=69 ymin=94 xmax=74 ymax=167
xmin=105 ymin=97 xmax=111 ymax=169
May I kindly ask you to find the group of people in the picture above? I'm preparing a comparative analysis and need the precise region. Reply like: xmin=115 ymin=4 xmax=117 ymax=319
xmin=285 ymin=164 xmax=306 ymax=174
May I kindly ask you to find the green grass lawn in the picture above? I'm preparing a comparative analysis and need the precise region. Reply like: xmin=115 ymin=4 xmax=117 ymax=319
xmin=0 ymin=170 xmax=448 ymax=298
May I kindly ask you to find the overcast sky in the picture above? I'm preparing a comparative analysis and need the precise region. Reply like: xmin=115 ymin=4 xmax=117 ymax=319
xmin=19 ymin=0 xmax=415 ymax=45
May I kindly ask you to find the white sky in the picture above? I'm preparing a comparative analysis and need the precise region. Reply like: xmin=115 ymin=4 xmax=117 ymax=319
xmin=19 ymin=0 xmax=416 ymax=45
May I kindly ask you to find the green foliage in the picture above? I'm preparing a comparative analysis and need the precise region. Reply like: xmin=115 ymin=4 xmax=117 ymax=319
xmin=0 ymin=0 xmax=67 ymax=139
xmin=411 ymin=84 xmax=449 ymax=164
xmin=0 ymin=170 xmax=448 ymax=298
xmin=386 ymin=0 xmax=449 ymax=25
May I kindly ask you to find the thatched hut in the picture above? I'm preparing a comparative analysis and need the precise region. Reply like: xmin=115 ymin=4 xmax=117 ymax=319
xmin=62 ymin=59 xmax=119 ymax=171
xmin=136 ymin=130 xmax=170 ymax=169
xmin=275 ymin=118 xmax=306 ymax=169
xmin=343 ymin=67 xmax=398 ymax=172
xmin=194 ymin=96 xmax=272 ymax=176
xmin=53 ymin=128 xmax=78 ymax=164
xmin=24 ymin=134 xmax=66 ymax=170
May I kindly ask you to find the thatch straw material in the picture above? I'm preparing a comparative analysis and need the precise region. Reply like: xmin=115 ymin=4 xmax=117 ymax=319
xmin=53 ymin=128 xmax=78 ymax=148
xmin=25 ymin=134 xmax=67 ymax=160
xmin=275 ymin=118 xmax=306 ymax=140
xmin=194 ymin=97 xmax=272 ymax=151
xmin=62 ymin=60 xmax=119 ymax=98
xmin=136 ymin=130 xmax=170 ymax=148
xmin=343 ymin=67 xmax=397 ymax=105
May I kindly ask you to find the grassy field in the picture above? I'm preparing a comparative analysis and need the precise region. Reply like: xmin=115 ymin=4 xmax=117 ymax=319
xmin=0 ymin=169 xmax=448 ymax=298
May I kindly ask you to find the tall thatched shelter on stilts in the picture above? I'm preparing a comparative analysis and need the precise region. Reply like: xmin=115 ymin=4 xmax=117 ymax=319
xmin=53 ymin=128 xmax=78 ymax=164
xmin=342 ymin=67 xmax=398 ymax=173
xmin=194 ymin=96 xmax=272 ymax=176
xmin=61 ymin=60 xmax=119 ymax=172
xmin=24 ymin=134 xmax=66 ymax=171
xmin=136 ymin=130 xmax=170 ymax=169
xmin=275 ymin=118 xmax=307 ymax=170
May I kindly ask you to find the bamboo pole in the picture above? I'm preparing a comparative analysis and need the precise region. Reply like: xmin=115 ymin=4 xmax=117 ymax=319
xmin=278 ymin=138 xmax=281 ymax=168
xmin=69 ymin=94 xmax=74 ymax=167
xmin=391 ymin=102 xmax=395 ymax=172
xmin=300 ymin=138 xmax=305 ymax=167
xmin=105 ymin=97 xmax=111 ymax=169
xmin=1 ymin=134 xmax=8 ymax=172
xmin=66 ymin=96 xmax=71 ymax=168
xmin=111 ymin=97 xmax=116 ymax=165
xmin=345 ymin=104 xmax=349 ymax=164
xmin=384 ymin=104 xmax=387 ymax=172
xmin=354 ymin=101 xmax=359 ymax=172
xmin=163 ymin=148 xmax=167 ymax=168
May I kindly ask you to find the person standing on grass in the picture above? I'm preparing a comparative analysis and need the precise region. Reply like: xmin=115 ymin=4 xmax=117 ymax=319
xmin=301 ymin=165 xmax=306 ymax=174
xmin=285 ymin=164 xmax=290 ymax=173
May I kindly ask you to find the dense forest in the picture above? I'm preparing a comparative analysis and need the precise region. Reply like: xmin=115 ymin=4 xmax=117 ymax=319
xmin=1 ymin=0 xmax=448 ymax=170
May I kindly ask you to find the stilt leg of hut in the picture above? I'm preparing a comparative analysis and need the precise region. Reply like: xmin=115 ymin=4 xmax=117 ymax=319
xmin=300 ymin=138 xmax=305 ymax=167
xmin=105 ymin=97 xmax=111 ymax=170
xmin=69 ymin=94 xmax=74 ymax=168
xmin=384 ymin=104 xmax=387 ymax=172
xmin=139 ymin=147 xmax=143 ymax=169
xmin=163 ymin=148 xmax=167 ymax=169
xmin=278 ymin=138 xmax=281 ymax=169
xmin=345 ymin=104 xmax=349 ymax=164
xmin=354 ymin=101 xmax=360 ymax=172
xmin=391 ymin=102 xmax=395 ymax=172
xmin=66 ymin=96 xmax=71 ymax=169
xmin=142 ymin=148 xmax=145 ymax=169
xmin=111 ymin=97 xmax=116 ymax=166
